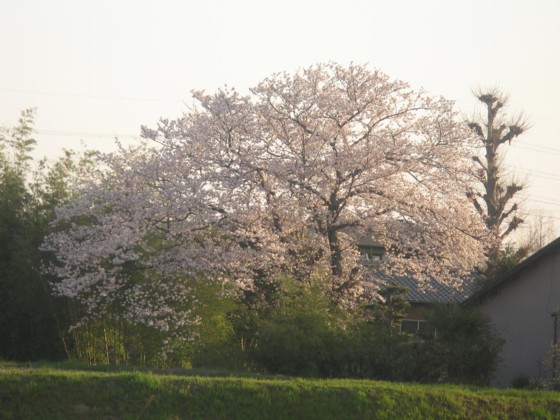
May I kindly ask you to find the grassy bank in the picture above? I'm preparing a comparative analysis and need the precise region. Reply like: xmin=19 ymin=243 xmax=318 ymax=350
xmin=1 ymin=362 xmax=559 ymax=419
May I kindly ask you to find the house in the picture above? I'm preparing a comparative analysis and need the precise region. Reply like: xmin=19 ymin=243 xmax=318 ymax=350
xmin=358 ymin=237 xmax=477 ymax=332
xmin=365 ymin=268 xmax=476 ymax=333
xmin=467 ymin=236 xmax=560 ymax=388
xmin=357 ymin=236 xmax=386 ymax=263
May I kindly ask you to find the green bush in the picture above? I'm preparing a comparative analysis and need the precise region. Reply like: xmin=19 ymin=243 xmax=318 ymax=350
xmin=244 ymin=283 xmax=502 ymax=385
xmin=249 ymin=280 xmax=348 ymax=377
xmin=190 ymin=279 xmax=244 ymax=370
xmin=416 ymin=305 xmax=504 ymax=385
xmin=511 ymin=374 xmax=533 ymax=389
xmin=63 ymin=277 xmax=244 ymax=369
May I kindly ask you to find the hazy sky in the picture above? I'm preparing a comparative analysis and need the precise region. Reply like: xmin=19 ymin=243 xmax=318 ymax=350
xmin=1 ymin=0 xmax=559 ymax=236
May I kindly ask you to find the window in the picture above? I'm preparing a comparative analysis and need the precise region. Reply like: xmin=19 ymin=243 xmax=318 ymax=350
xmin=401 ymin=319 xmax=425 ymax=334
xmin=358 ymin=245 xmax=384 ymax=261
xmin=400 ymin=319 xmax=434 ymax=337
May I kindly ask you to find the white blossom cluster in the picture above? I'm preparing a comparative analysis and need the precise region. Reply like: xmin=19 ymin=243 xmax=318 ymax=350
xmin=43 ymin=63 xmax=488 ymax=335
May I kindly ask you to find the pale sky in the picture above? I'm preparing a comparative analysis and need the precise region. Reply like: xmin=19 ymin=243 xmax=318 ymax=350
xmin=1 ymin=0 xmax=559 ymax=238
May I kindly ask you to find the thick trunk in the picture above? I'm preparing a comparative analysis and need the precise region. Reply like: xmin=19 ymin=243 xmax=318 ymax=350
xmin=327 ymin=228 xmax=343 ymax=280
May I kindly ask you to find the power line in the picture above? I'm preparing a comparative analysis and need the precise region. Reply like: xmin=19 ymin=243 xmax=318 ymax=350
xmin=29 ymin=129 xmax=560 ymax=181
xmin=36 ymin=129 xmax=141 ymax=140
xmin=525 ymin=197 xmax=560 ymax=207
xmin=0 ymin=88 xmax=181 ymax=103
xmin=514 ymin=168 xmax=560 ymax=181
xmin=510 ymin=142 xmax=560 ymax=155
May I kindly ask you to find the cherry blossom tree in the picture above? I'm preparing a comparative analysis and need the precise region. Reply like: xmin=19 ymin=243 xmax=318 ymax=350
xmin=44 ymin=63 xmax=487 ymax=342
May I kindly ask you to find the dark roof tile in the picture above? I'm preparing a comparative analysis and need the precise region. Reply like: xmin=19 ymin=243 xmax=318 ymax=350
xmin=364 ymin=268 xmax=478 ymax=304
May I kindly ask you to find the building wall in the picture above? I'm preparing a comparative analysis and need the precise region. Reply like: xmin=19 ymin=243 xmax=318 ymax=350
xmin=478 ymin=247 xmax=560 ymax=387
xmin=405 ymin=303 xmax=432 ymax=321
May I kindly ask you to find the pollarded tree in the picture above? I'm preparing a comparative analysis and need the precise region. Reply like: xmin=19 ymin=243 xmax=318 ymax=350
xmin=44 ymin=63 xmax=487 ymax=342
xmin=466 ymin=89 xmax=530 ymax=275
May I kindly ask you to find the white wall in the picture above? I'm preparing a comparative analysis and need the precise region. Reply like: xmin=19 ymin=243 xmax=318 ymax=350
xmin=479 ymin=248 xmax=560 ymax=387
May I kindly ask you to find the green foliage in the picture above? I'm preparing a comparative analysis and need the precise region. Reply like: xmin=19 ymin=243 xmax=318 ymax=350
xmin=0 ymin=108 xmax=37 ymax=174
xmin=2 ymin=363 xmax=560 ymax=419
xmin=234 ymin=281 xmax=502 ymax=385
xmin=0 ymin=110 xmax=503 ymax=385
xmin=32 ymin=148 xmax=101 ymax=214
xmin=522 ymin=343 xmax=560 ymax=390
xmin=511 ymin=374 xmax=534 ymax=389
xmin=248 ymin=278 xmax=349 ymax=377
xmin=56 ymin=288 xmax=503 ymax=385
xmin=189 ymin=279 xmax=243 ymax=370
xmin=64 ymin=319 xmax=170 ymax=367
xmin=368 ymin=283 xmax=411 ymax=331
xmin=0 ymin=110 xmax=102 ymax=362
xmin=485 ymin=244 xmax=526 ymax=283
xmin=341 ymin=285 xmax=418 ymax=380
xmin=418 ymin=305 xmax=504 ymax=385
xmin=334 ymin=302 xmax=503 ymax=386
xmin=62 ymin=277 xmax=243 ymax=370
xmin=0 ymin=109 xmax=66 ymax=361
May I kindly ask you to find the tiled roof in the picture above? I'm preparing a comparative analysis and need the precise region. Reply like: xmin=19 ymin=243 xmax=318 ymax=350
xmin=364 ymin=268 xmax=478 ymax=304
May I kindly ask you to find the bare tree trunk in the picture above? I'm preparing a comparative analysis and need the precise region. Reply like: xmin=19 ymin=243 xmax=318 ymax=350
xmin=467 ymin=89 xmax=529 ymax=276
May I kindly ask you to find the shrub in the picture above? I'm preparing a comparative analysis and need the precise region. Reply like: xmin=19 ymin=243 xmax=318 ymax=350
xmin=417 ymin=305 xmax=504 ymax=385
xmin=511 ymin=374 xmax=533 ymax=389
xmin=249 ymin=280 xmax=348 ymax=377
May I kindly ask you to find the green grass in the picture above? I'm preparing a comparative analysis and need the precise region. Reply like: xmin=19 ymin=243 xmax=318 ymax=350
xmin=1 ymin=362 xmax=560 ymax=419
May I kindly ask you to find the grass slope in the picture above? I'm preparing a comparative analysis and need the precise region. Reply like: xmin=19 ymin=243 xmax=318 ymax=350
xmin=1 ymin=363 xmax=559 ymax=419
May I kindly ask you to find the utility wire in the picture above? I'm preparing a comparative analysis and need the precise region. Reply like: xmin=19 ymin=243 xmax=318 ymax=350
xmin=511 ymin=143 xmax=560 ymax=155
xmin=514 ymin=168 xmax=560 ymax=181
xmin=35 ymin=129 xmax=141 ymax=140
xmin=30 ymin=129 xmax=560 ymax=180
xmin=521 ymin=197 xmax=560 ymax=207
xmin=0 ymin=87 xmax=181 ymax=103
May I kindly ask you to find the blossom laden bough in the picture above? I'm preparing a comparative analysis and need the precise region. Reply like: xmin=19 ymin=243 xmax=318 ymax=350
xmin=44 ymin=63 xmax=487 ymax=338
